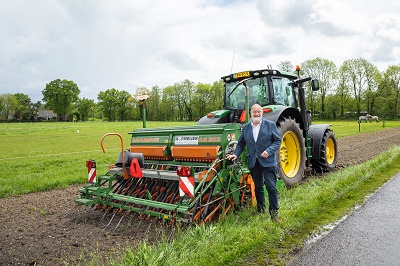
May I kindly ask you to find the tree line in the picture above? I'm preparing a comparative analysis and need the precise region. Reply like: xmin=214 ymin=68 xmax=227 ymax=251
xmin=1 ymin=57 xmax=399 ymax=122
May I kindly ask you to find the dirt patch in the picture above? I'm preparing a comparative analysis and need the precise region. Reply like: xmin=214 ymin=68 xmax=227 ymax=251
xmin=1 ymin=127 xmax=400 ymax=265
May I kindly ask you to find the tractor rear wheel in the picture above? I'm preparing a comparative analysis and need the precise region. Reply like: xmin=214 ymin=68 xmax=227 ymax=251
xmin=311 ymin=129 xmax=337 ymax=172
xmin=277 ymin=117 xmax=306 ymax=187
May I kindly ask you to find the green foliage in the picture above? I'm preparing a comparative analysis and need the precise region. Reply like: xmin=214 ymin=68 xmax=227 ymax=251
xmin=302 ymin=57 xmax=337 ymax=114
xmin=42 ymin=79 xmax=80 ymax=120
xmin=97 ymin=88 xmax=134 ymax=121
xmin=5 ymin=59 xmax=400 ymax=122
xmin=76 ymin=97 xmax=96 ymax=121
xmin=0 ymin=93 xmax=18 ymax=121
xmin=13 ymin=93 xmax=33 ymax=120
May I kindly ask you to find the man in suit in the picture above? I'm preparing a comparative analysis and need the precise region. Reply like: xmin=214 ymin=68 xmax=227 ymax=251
xmin=227 ymin=104 xmax=282 ymax=221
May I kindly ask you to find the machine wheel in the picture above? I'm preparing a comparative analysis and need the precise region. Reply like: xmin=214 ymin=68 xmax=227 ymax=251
xmin=311 ymin=129 xmax=337 ymax=172
xmin=277 ymin=117 xmax=306 ymax=187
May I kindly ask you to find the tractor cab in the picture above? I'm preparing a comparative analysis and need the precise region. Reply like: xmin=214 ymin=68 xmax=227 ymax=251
xmin=197 ymin=69 xmax=301 ymax=125
xmin=223 ymin=72 xmax=299 ymax=112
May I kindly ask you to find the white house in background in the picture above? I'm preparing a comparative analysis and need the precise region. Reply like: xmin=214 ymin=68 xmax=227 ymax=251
xmin=37 ymin=110 xmax=57 ymax=120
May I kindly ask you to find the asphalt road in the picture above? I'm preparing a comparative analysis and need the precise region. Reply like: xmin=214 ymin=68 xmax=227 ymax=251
xmin=288 ymin=172 xmax=400 ymax=266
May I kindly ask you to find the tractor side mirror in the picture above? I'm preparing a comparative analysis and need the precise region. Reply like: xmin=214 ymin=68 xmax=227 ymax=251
xmin=311 ymin=79 xmax=319 ymax=91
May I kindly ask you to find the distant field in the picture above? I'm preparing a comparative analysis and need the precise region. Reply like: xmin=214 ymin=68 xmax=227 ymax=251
xmin=0 ymin=120 xmax=399 ymax=198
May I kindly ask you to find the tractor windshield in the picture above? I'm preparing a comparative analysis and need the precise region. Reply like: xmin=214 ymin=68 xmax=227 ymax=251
xmin=225 ymin=77 xmax=270 ymax=109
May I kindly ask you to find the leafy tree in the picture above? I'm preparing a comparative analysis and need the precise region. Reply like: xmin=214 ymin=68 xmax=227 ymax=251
xmin=301 ymin=58 xmax=337 ymax=117
xmin=162 ymin=81 xmax=189 ymax=121
xmin=339 ymin=58 xmax=378 ymax=116
xmin=97 ymin=89 xmax=133 ymax=121
xmin=42 ymin=79 xmax=80 ymax=121
xmin=97 ymin=88 xmax=120 ymax=121
xmin=147 ymin=86 xmax=162 ymax=121
xmin=193 ymin=83 xmax=213 ymax=120
xmin=13 ymin=93 xmax=32 ymax=121
xmin=76 ymin=98 xmax=95 ymax=121
xmin=335 ymin=74 xmax=352 ymax=118
xmin=381 ymin=64 xmax=400 ymax=118
xmin=179 ymin=79 xmax=196 ymax=121
xmin=278 ymin=60 xmax=295 ymax=73
xmin=0 ymin=94 xmax=17 ymax=121
xmin=117 ymin=90 xmax=132 ymax=121
xmin=161 ymin=85 xmax=177 ymax=121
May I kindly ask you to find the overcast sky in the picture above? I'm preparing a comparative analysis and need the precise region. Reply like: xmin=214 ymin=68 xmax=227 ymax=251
xmin=1 ymin=0 xmax=399 ymax=103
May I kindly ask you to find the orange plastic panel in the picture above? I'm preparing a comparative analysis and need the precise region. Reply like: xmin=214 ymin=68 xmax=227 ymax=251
xmin=130 ymin=145 xmax=167 ymax=158
xmin=171 ymin=146 xmax=220 ymax=160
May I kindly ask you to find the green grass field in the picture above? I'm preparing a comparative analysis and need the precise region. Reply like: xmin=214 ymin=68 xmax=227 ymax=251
xmin=0 ymin=120 xmax=398 ymax=198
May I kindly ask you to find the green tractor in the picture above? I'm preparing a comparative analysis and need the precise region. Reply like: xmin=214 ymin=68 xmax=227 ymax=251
xmin=197 ymin=66 xmax=337 ymax=186
xmin=75 ymin=66 xmax=337 ymax=226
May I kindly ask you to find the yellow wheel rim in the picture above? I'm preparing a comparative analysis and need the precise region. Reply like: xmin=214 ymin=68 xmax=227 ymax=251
xmin=279 ymin=131 xmax=301 ymax=178
xmin=325 ymin=137 xmax=335 ymax=165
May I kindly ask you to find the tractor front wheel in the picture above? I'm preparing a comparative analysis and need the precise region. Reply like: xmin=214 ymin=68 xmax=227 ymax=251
xmin=277 ymin=117 xmax=306 ymax=187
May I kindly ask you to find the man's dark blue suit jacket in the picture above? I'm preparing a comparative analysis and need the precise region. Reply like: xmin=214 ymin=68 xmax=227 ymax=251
xmin=233 ymin=119 xmax=282 ymax=169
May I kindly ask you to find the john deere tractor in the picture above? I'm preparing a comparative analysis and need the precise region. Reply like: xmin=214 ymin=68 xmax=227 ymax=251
xmin=197 ymin=65 xmax=337 ymax=186
xmin=75 ymin=66 xmax=337 ymax=226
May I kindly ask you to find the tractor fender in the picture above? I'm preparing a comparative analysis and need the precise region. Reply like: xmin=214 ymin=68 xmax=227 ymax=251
xmin=308 ymin=124 xmax=332 ymax=160
xmin=263 ymin=106 xmax=305 ymax=132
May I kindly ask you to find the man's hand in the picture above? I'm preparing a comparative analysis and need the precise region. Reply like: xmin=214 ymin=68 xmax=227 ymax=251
xmin=226 ymin=154 xmax=237 ymax=161
xmin=261 ymin=151 xmax=269 ymax=158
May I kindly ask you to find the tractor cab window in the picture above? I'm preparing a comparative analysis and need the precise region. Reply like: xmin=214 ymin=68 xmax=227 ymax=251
xmin=225 ymin=77 xmax=269 ymax=109
xmin=226 ymin=85 xmax=246 ymax=109
xmin=247 ymin=78 xmax=269 ymax=106
xmin=272 ymin=77 xmax=296 ymax=107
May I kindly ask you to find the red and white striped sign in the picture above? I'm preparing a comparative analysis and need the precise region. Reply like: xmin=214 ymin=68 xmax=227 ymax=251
xmin=179 ymin=176 xmax=194 ymax=198
xmin=86 ymin=160 xmax=96 ymax=183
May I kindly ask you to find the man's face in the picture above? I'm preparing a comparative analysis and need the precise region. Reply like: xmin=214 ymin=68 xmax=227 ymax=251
xmin=251 ymin=107 xmax=262 ymax=123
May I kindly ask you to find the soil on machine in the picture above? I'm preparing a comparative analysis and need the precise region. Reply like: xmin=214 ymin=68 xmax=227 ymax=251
xmin=1 ymin=127 xmax=400 ymax=265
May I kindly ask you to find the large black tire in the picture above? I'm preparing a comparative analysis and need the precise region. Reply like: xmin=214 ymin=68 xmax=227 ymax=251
xmin=276 ymin=117 xmax=306 ymax=187
xmin=311 ymin=129 xmax=337 ymax=173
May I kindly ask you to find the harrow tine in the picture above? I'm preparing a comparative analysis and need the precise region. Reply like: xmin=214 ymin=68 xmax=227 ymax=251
xmin=145 ymin=221 xmax=153 ymax=235
xmin=99 ymin=210 xmax=109 ymax=225
xmin=101 ymin=210 xmax=117 ymax=233
xmin=111 ymin=214 xmax=125 ymax=233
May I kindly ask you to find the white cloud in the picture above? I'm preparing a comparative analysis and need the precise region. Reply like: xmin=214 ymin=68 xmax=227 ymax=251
xmin=0 ymin=0 xmax=399 ymax=103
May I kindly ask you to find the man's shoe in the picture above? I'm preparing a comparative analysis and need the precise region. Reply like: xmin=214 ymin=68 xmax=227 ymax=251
xmin=272 ymin=216 xmax=280 ymax=222
xmin=269 ymin=210 xmax=280 ymax=222
xmin=251 ymin=209 xmax=265 ymax=216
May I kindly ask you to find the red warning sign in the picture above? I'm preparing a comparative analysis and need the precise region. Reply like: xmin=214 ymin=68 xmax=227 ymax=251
xmin=179 ymin=176 xmax=194 ymax=198
xmin=86 ymin=160 xmax=96 ymax=183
